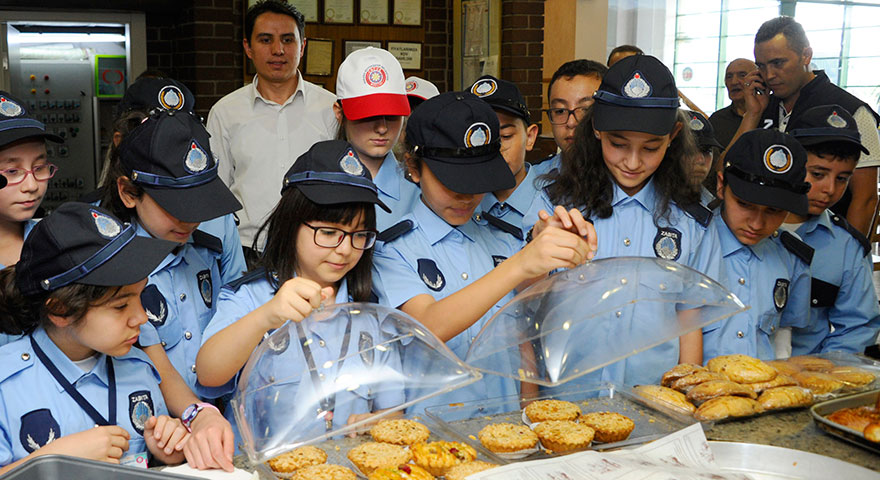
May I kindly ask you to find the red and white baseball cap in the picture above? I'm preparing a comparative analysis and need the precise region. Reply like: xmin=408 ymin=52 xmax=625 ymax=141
xmin=405 ymin=76 xmax=440 ymax=102
xmin=336 ymin=47 xmax=410 ymax=120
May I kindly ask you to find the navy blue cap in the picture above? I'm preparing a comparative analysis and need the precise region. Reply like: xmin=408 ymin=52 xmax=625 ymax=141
xmin=788 ymin=104 xmax=868 ymax=155
xmin=724 ymin=129 xmax=810 ymax=216
xmin=16 ymin=203 xmax=176 ymax=297
xmin=283 ymin=140 xmax=390 ymax=213
xmin=115 ymin=77 xmax=195 ymax=117
xmin=118 ymin=110 xmax=241 ymax=223
xmin=685 ymin=110 xmax=722 ymax=149
xmin=0 ymin=91 xmax=63 ymax=148
xmin=469 ymin=75 xmax=531 ymax=123
xmin=593 ymin=55 xmax=680 ymax=135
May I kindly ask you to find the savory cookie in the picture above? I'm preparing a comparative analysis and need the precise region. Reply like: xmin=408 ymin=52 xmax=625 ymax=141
xmin=411 ymin=441 xmax=477 ymax=476
xmin=290 ymin=464 xmax=357 ymax=480
xmin=661 ymin=363 xmax=708 ymax=387
xmin=670 ymin=371 xmax=728 ymax=392
xmin=765 ymin=360 xmax=802 ymax=376
xmin=706 ymin=354 xmax=777 ymax=384
xmin=827 ymin=366 xmax=876 ymax=387
xmin=370 ymin=419 xmax=431 ymax=446
xmin=347 ymin=442 xmax=413 ymax=475
xmin=367 ymin=464 xmax=434 ymax=480
xmin=694 ymin=396 xmax=762 ymax=421
xmin=524 ymin=399 xmax=581 ymax=423
xmin=744 ymin=374 xmax=798 ymax=394
xmin=267 ymin=445 xmax=327 ymax=474
xmin=534 ymin=420 xmax=595 ymax=452
xmin=444 ymin=461 xmax=498 ymax=480
xmin=478 ymin=423 xmax=539 ymax=453
xmin=578 ymin=412 xmax=634 ymax=443
xmin=633 ymin=385 xmax=696 ymax=415
xmin=787 ymin=355 xmax=835 ymax=371
xmin=757 ymin=386 xmax=813 ymax=411
xmin=686 ymin=380 xmax=757 ymax=404
xmin=793 ymin=371 xmax=845 ymax=394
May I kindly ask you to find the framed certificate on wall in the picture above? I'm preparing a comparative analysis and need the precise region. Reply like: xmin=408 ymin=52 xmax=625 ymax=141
xmin=360 ymin=0 xmax=389 ymax=24
xmin=392 ymin=0 xmax=421 ymax=26
xmin=324 ymin=0 xmax=355 ymax=23
xmin=304 ymin=38 xmax=334 ymax=76
xmin=387 ymin=42 xmax=422 ymax=70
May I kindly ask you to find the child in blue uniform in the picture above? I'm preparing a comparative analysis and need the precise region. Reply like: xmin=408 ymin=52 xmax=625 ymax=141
xmin=703 ymin=129 xmax=813 ymax=360
xmin=374 ymin=92 xmax=595 ymax=411
xmin=782 ymin=105 xmax=880 ymax=355
xmin=537 ymin=55 xmax=723 ymax=386
xmin=197 ymin=140 xmax=402 ymax=445
xmin=0 ymin=203 xmax=186 ymax=474
xmin=683 ymin=110 xmax=723 ymax=206
xmin=334 ymin=47 xmax=417 ymax=231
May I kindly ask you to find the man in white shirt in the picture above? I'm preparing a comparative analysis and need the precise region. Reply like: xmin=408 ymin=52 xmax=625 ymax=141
xmin=207 ymin=0 xmax=336 ymax=252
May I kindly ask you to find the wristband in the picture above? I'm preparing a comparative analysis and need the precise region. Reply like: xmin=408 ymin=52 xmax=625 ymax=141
xmin=181 ymin=402 xmax=220 ymax=432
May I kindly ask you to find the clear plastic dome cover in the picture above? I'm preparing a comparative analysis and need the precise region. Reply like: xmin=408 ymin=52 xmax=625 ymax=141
xmin=231 ymin=303 xmax=482 ymax=464
xmin=465 ymin=257 xmax=748 ymax=387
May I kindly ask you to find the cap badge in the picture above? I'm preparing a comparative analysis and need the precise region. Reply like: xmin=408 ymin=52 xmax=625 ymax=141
xmin=91 ymin=209 xmax=122 ymax=238
xmin=157 ymin=85 xmax=184 ymax=111
xmin=464 ymin=122 xmax=491 ymax=148
xmin=364 ymin=65 xmax=388 ymax=88
xmin=184 ymin=140 xmax=209 ymax=173
xmin=763 ymin=144 xmax=793 ymax=174
xmin=688 ymin=115 xmax=705 ymax=131
xmin=471 ymin=78 xmax=498 ymax=97
xmin=406 ymin=80 xmax=417 ymax=92
xmin=623 ymin=71 xmax=651 ymax=98
xmin=0 ymin=97 xmax=22 ymax=117
xmin=339 ymin=149 xmax=364 ymax=176
xmin=826 ymin=111 xmax=847 ymax=129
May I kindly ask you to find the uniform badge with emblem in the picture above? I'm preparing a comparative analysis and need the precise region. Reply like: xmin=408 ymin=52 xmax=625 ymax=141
xmin=266 ymin=329 xmax=290 ymax=354
xmin=492 ymin=255 xmax=507 ymax=267
xmin=91 ymin=209 xmax=122 ymax=238
xmin=157 ymin=85 xmax=184 ymax=111
xmin=773 ymin=278 xmax=790 ymax=311
xmin=623 ymin=71 xmax=651 ymax=98
xmin=364 ymin=65 xmax=387 ymax=88
xmin=197 ymin=269 xmax=213 ymax=308
xmin=689 ymin=115 xmax=704 ymax=131
xmin=763 ymin=144 xmax=793 ymax=174
xmin=463 ymin=122 xmax=491 ymax=148
xmin=405 ymin=80 xmax=417 ymax=92
xmin=0 ymin=96 xmax=23 ymax=117
xmin=471 ymin=78 xmax=498 ymax=97
xmin=339 ymin=148 xmax=365 ymax=176
xmin=141 ymin=284 xmax=168 ymax=327
xmin=184 ymin=140 xmax=209 ymax=173
xmin=417 ymin=258 xmax=445 ymax=291
xmin=826 ymin=111 xmax=848 ymax=129
xmin=129 ymin=391 xmax=155 ymax=436
xmin=653 ymin=227 xmax=682 ymax=261
xmin=20 ymin=408 xmax=60 ymax=453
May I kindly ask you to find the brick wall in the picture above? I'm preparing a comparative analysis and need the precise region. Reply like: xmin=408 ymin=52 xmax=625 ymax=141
xmin=501 ymin=0 xmax=544 ymax=129
xmin=423 ymin=0 xmax=452 ymax=92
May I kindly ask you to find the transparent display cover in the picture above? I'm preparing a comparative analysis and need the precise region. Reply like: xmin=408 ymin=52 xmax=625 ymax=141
xmin=230 ymin=303 xmax=482 ymax=464
xmin=465 ymin=257 xmax=747 ymax=386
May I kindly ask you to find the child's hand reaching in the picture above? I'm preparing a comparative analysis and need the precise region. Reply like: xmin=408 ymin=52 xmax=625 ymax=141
xmin=260 ymin=277 xmax=335 ymax=330
xmin=533 ymin=206 xmax=598 ymax=259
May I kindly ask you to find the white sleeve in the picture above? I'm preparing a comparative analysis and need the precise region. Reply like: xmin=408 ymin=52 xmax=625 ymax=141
xmin=206 ymin=105 xmax=235 ymax=187
xmin=853 ymin=106 xmax=880 ymax=169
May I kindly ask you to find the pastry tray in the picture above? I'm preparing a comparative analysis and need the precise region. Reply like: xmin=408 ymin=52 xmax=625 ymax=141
xmin=3 ymin=454 xmax=197 ymax=480
xmin=423 ymin=383 xmax=699 ymax=464
xmin=783 ymin=352 xmax=880 ymax=399
xmin=810 ymin=389 xmax=880 ymax=454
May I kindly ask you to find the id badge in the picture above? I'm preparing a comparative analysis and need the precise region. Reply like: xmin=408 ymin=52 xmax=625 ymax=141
xmin=121 ymin=451 xmax=149 ymax=468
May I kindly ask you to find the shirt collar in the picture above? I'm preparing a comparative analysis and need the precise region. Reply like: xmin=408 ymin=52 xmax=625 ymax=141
xmin=611 ymin=177 xmax=657 ymax=211
xmin=716 ymin=215 xmax=760 ymax=259
xmin=413 ymin=197 xmax=475 ymax=245
xmin=373 ymin=152 xmax=401 ymax=200
xmin=33 ymin=327 xmax=110 ymax=393
xmin=249 ymin=71 xmax=305 ymax=108
xmin=797 ymin=209 xmax=834 ymax=237
xmin=496 ymin=164 xmax=538 ymax=216
xmin=133 ymin=221 xmax=189 ymax=270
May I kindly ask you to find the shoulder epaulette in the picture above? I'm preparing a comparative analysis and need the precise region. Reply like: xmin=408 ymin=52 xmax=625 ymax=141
xmin=378 ymin=220 xmax=414 ymax=243
xmin=706 ymin=197 xmax=722 ymax=211
xmin=192 ymin=230 xmax=223 ymax=254
xmin=532 ymin=153 xmax=557 ymax=167
xmin=0 ymin=340 xmax=35 ymax=383
xmin=681 ymin=202 xmax=713 ymax=228
xmin=224 ymin=267 xmax=267 ymax=292
xmin=829 ymin=213 xmax=870 ymax=257
xmin=77 ymin=186 xmax=106 ymax=204
xmin=779 ymin=230 xmax=815 ymax=265
xmin=482 ymin=212 xmax=524 ymax=241
xmin=810 ymin=277 xmax=840 ymax=308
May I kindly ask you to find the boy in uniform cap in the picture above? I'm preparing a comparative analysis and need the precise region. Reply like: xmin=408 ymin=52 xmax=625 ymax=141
xmin=469 ymin=75 xmax=543 ymax=242
xmin=116 ymin=77 xmax=195 ymax=117
xmin=703 ymin=129 xmax=813 ymax=360
xmin=684 ymin=110 xmax=723 ymax=205
xmin=780 ymin=105 xmax=880 ymax=356
xmin=404 ymin=76 xmax=440 ymax=111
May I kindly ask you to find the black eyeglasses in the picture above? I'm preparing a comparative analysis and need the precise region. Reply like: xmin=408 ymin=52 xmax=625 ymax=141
xmin=543 ymin=106 xmax=589 ymax=125
xmin=303 ymin=223 xmax=378 ymax=250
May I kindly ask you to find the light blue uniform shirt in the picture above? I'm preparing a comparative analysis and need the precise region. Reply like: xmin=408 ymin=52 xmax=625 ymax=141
xmin=474 ymin=163 xmax=549 ymax=243
xmin=0 ymin=328 xmax=167 ymax=466
xmin=703 ymin=216 xmax=811 ymax=360
xmin=373 ymin=199 xmax=520 ymax=412
xmin=791 ymin=210 xmax=880 ymax=354
xmin=374 ymin=152 xmax=419 ymax=231
xmin=0 ymin=219 xmax=40 ymax=348
xmin=530 ymin=152 xmax=561 ymax=178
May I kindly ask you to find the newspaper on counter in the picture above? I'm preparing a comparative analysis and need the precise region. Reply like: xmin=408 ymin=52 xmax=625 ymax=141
xmin=468 ymin=423 xmax=755 ymax=480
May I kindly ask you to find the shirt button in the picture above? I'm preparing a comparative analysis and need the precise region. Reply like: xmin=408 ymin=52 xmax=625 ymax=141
xmin=623 ymin=238 xmax=631 ymax=246
xmin=461 ymin=273 xmax=469 ymax=280
xmin=161 ymin=341 xmax=167 ymax=347
xmin=812 ymin=298 xmax=818 ymax=305
xmin=770 ymin=325 xmax=775 ymax=332
xmin=21 ymin=353 xmax=29 ymax=361
xmin=179 ymin=293 xmax=187 ymax=301
xmin=615 ymin=311 xmax=622 ymax=317
xmin=736 ymin=331 xmax=744 ymax=338
xmin=474 ymin=214 xmax=482 ymax=221
xmin=184 ymin=331 xmax=193 ymax=340
xmin=738 ymin=278 xmax=745 ymax=285
xmin=318 ymin=340 xmax=326 ymax=347
xmin=190 ymin=365 xmax=197 ymax=373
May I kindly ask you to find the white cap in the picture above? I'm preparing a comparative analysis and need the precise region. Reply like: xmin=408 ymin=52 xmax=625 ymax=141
xmin=405 ymin=76 xmax=440 ymax=102
xmin=336 ymin=47 xmax=410 ymax=120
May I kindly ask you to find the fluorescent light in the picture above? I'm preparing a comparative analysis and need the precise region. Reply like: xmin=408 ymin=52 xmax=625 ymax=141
xmin=17 ymin=33 xmax=126 ymax=44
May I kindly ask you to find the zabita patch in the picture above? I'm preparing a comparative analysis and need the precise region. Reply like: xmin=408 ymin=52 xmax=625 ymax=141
xmin=653 ymin=227 xmax=682 ymax=261
xmin=129 ymin=390 xmax=154 ymax=435
xmin=773 ymin=278 xmax=790 ymax=311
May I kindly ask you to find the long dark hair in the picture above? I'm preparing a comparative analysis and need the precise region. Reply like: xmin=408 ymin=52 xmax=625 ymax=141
xmin=98 ymin=110 xmax=148 ymax=222
xmin=543 ymin=105 xmax=699 ymax=224
xmin=253 ymin=188 xmax=377 ymax=302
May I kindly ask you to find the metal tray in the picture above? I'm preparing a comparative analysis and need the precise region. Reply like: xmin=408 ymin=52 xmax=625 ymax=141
xmin=709 ymin=441 xmax=878 ymax=479
xmin=810 ymin=389 xmax=880 ymax=454
xmin=3 ymin=454 xmax=197 ymax=480
xmin=423 ymin=383 xmax=699 ymax=464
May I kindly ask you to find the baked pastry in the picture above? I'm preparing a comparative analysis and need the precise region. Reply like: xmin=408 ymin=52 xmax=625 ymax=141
xmin=706 ymin=354 xmax=777 ymax=384
xmin=787 ymin=355 xmax=835 ymax=371
xmin=661 ymin=363 xmax=708 ymax=387
xmin=290 ymin=464 xmax=357 ymax=480
xmin=633 ymin=385 xmax=696 ymax=415
xmin=766 ymin=360 xmax=802 ymax=376
xmin=444 ymin=461 xmax=498 ymax=480
xmin=370 ymin=419 xmax=431 ymax=446
xmin=864 ymin=422 xmax=880 ymax=443
xmin=827 ymin=366 xmax=876 ymax=387
xmin=744 ymin=374 xmax=798 ymax=394
xmin=686 ymin=380 xmax=757 ymax=404
xmin=478 ymin=423 xmax=539 ymax=453
xmin=578 ymin=412 xmax=634 ymax=443
xmin=533 ymin=420 xmax=595 ymax=452
xmin=827 ymin=406 xmax=880 ymax=431
xmin=367 ymin=464 xmax=434 ymax=480
xmin=347 ymin=442 xmax=413 ymax=475
xmin=793 ymin=371 xmax=845 ymax=394
xmin=411 ymin=441 xmax=476 ymax=476
xmin=524 ymin=399 xmax=581 ymax=422
xmin=694 ymin=396 xmax=762 ymax=421
xmin=670 ymin=371 xmax=728 ymax=392
xmin=267 ymin=445 xmax=327 ymax=474
xmin=757 ymin=386 xmax=813 ymax=411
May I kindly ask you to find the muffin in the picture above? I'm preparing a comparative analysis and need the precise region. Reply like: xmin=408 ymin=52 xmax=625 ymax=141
xmin=524 ymin=399 xmax=581 ymax=423
xmin=268 ymin=445 xmax=327 ymax=474
xmin=290 ymin=464 xmax=357 ymax=480
xmin=367 ymin=464 xmax=435 ymax=480
xmin=478 ymin=423 xmax=539 ymax=453
xmin=578 ymin=412 xmax=634 ymax=443
xmin=444 ymin=461 xmax=498 ymax=480
xmin=411 ymin=441 xmax=476 ymax=476
xmin=370 ymin=419 xmax=431 ymax=446
xmin=533 ymin=420 xmax=595 ymax=452
xmin=347 ymin=442 xmax=413 ymax=475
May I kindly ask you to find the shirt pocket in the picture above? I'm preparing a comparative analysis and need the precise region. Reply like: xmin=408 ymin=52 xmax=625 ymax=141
xmin=758 ymin=311 xmax=781 ymax=337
